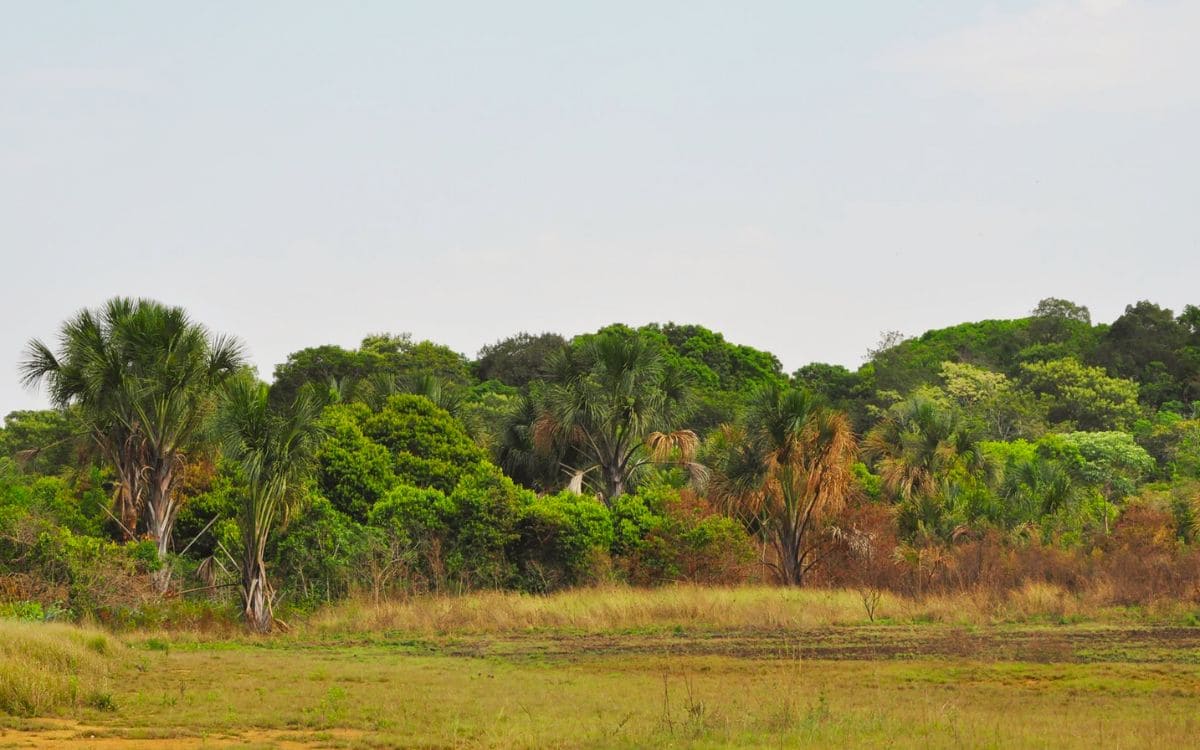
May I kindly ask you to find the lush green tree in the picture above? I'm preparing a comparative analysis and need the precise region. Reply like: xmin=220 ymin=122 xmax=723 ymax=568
xmin=1096 ymin=301 xmax=1195 ymax=407
xmin=1038 ymin=431 xmax=1155 ymax=505
xmin=271 ymin=344 xmax=371 ymax=406
xmin=21 ymin=298 xmax=243 ymax=563
xmin=639 ymin=323 xmax=786 ymax=430
xmin=360 ymin=334 xmax=472 ymax=385
xmin=439 ymin=466 xmax=529 ymax=588
xmin=1031 ymin=298 xmax=1092 ymax=325
xmin=368 ymin=466 xmax=531 ymax=590
xmin=367 ymin=483 xmax=448 ymax=591
xmin=533 ymin=332 xmax=697 ymax=501
xmin=868 ymin=319 xmax=1030 ymax=394
xmin=707 ymin=385 xmax=856 ymax=585
xmin=937 ymin=362 xmax=1045 ymax=440
xmin=273 ymin=334 xmax=473 ymax=407
xmin=360 ymin=395 xmax=489 ymax=493
xmin=316 ymin=404 xmax=396 ymax=522
xmin=0 ymin=410 xmax=80 ymax=476
xmin=793 ymin=363 xmax=874 ymax=429
xmin=313 ymin=393 xmax=491 ymax=531
xmin=0 ymin=462 xmax=105 ymax=537
xmin=646 ymin=323 xmax=785 ymax=390
xmin=473 ymin=332 xmax=567 ymax=387
xmin=274 ymin=494 xmax=366 ymax=605
xmin=1023 ymin=297 xmax=1099 ymax=362
xmin=512 ymin=491 xmax=613 ymax=590
xmin=1019 ymin=357 xmax=1141 ymax=430
xmin=216 ymin=378 xmax=328 ymax=632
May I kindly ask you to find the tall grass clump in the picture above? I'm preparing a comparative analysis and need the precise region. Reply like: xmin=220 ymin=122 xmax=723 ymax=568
xmin=0 ymin=619 xmax=117 ymax=716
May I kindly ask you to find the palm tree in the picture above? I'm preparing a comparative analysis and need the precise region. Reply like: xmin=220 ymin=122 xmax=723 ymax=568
xmin=21 ymin=299 xmax=243 ymax=564
xmin=216 ymin=378 xmax=327 ymax=633
xmin=862 ymin=395 xmax=991 ymax=503
xmin=532 ymin=333 xmax=697 ymax=502
xmin=707 ymin=385 xmax=857 ymax=586
xmin=495 ymin=390 xmax=565 ymax=492
xmin=998 ymin=454 xmax=1078 ymax=528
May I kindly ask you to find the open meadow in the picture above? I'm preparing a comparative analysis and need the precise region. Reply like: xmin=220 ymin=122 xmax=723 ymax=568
xmin=3 ymin=586 xmax=1200 ymax=749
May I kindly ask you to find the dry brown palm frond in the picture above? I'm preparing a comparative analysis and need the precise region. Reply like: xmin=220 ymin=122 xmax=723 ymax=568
xmin=531 ymin=413 xmax=561 ymax=455
xmin=197 ymin=555 xmax=218 ymax=589
xmin=645 ymin=429 xmax=699 ymax=462
xmin=683 ymin=461 xmax=711 ymax=492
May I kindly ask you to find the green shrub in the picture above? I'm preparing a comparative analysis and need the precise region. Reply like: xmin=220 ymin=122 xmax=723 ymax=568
xmin=441 ymin=466 xmax=528 ymax=588
xmin=0 ymin=601 xmax=45 ymax=621
xmin=513 ymin=491 xmax=614 ymax=591
xmin=273 ymin=494 xmax=367 ymax=607
xmin=615 ymin=488 xmax=755 ymax=586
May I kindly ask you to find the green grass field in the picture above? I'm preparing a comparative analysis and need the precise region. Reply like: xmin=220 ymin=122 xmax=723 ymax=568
xmin=3 ymin=587 xmax=1200 ymax=748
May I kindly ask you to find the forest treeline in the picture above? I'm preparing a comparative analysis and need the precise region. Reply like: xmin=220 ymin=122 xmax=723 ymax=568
xmin=2 ymin=297 xmax=1199 ymax=630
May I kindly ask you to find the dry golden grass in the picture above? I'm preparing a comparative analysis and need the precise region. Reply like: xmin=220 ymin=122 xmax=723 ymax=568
xmin=0 ymin=620 xmax=117 ymax=716
xmin=296 ymin=582 xmax=1195 ymax=638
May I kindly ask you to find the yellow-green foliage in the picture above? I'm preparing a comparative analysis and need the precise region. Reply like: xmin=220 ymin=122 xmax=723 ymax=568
xmin=0 ymin=619 xmax=116 ymax=716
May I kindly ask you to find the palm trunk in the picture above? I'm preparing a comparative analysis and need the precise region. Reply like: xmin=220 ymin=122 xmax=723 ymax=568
xmin=604 ymin=469 xmax=626 ymax=504
xmin=104 ymin=439 xmax=142 ymax=541
xmin=145 ymin=461 xmax=180 ymax=593
xmin=776 ymin=525 xmax=804 ymax=586
xmin=242 ymin=549 xmax=274 ymax=634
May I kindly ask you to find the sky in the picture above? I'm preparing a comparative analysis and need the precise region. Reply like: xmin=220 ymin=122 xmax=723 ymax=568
xmin=2 ymin=0 xmax=1198 ymax=414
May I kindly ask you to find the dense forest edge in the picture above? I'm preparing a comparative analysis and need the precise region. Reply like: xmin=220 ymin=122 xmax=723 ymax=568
xmin=3 ymin=296 xmax=1199 ymax=634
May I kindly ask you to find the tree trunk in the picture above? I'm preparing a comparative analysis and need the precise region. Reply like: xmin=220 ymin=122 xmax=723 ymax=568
xmin=242 ymin=551 xmax=274 ymax=634
xmin=110 ymin=451 xmax=143 ymax=541
xmin=145 ymin=462 xmax=178 ymax=556
xmin=144 ymin=462 xmax=180 ymax=594
xmin=776 ymin=520 xmax=804 ymax=586
xmin=603 ymin=467 xmax=625 ymax=504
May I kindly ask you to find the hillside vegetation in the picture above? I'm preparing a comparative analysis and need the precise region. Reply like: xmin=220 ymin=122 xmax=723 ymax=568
xmin=1 ymin=296 xmax=1198 ymax=634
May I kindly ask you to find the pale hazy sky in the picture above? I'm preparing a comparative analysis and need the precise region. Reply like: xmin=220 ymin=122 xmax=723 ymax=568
xmin=3 ymin=1 xmax=1198 ymax=414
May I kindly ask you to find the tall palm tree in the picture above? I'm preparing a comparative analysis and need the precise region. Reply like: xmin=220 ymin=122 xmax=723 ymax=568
xmin=708 ymin=385 xmax=857 ymax=586
xmin=533 ymin=333 xmax=697 ymax=502
xmin=21 ymin=299 xmax=243 ymax=563
xmin=216 ymin=378 xmax=327 ymax=633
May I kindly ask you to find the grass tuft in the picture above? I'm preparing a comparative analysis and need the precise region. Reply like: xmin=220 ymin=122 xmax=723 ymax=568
xmin=0 ymin=619 xmax=117 ymax=716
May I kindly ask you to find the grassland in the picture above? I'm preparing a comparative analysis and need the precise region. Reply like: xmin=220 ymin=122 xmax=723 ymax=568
xmin=3 ymin=585 xmax=1200 ymax=748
